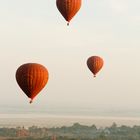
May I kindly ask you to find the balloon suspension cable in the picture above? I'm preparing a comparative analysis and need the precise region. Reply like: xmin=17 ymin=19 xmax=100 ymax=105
xmin=67 ymin=22 xmax=69 ymax=26
xmin=29 ymin=99 xmax=33 ymax=104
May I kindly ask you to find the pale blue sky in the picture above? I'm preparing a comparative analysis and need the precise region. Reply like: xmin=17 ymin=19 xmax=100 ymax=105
xmin=0 ymin=0 xmax=140 ymax=117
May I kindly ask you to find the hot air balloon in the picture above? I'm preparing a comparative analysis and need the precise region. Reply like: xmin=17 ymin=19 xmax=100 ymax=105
xmin=16 ymin=63 xmax=49 ymax=103
xmin=87 ymin=56 xmax=104 ymax=77
xmin=56 ymin=0 xmax=82 ymax=25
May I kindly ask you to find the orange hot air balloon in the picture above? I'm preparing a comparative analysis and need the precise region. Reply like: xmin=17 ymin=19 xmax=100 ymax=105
xmin=16 ymin=63 xmax=49 ymax=103
xmin=87 ymin=56 xmax=104 ymax=77
xmin=56 ymin=0 xmax=82 ymax=25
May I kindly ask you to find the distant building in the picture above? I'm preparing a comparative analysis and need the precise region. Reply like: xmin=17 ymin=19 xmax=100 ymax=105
xmin=52 ymin=135 xmax=56 ymax=140
xmin=16 ymin=126 xmax=29 ymax=137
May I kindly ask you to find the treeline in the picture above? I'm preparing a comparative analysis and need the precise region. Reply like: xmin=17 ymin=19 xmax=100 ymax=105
xmin=1 ymin=123 xmax=140 ymax=140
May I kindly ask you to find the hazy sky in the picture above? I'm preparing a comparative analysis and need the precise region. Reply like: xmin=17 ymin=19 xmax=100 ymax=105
xmin=0 ymin=0 xmax=140 ymax=117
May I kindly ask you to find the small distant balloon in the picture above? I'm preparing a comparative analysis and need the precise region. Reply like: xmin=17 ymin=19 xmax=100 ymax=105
xmin=56 ymin=0 xmax=82 ymax=25
xmin=16 ymin=63 xmax=49 ymax=103
xmin=87 ymin=56 xmax=104 ymax=77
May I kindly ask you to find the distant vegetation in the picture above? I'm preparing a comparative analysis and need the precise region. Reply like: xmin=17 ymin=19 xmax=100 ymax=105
xmin=1 ymin=122 xmax=140 ymax=140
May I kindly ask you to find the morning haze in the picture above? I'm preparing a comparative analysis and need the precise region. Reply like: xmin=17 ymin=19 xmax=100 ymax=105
xmin=0 ymin=0 xmax=140 ymax=118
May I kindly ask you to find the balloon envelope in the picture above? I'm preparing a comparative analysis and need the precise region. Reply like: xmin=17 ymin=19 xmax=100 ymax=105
xmin=16 ymin=63 xmax=49 ymax=103
xmin=56 ymin=0 xmax=81 ymax=25
xmin=87 ymin=56 xmax=104 ymax=77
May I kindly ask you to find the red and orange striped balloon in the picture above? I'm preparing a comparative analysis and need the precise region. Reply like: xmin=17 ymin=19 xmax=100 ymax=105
xmin=87 ymin=56 xmax=104 ymax=77
xmin=56 ymin=0 xmax=82 ymax=25
xmin=16 ymin=63 xmax=49 ymax=103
